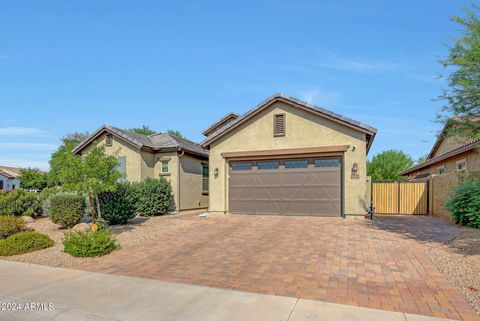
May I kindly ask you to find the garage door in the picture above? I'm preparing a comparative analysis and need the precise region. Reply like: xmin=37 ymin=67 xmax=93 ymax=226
xmin=229 ymin=157 xmax=342 ymax=216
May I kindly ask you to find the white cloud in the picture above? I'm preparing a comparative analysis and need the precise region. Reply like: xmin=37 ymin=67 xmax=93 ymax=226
xmin=0 ymin=142 xmax=58 ymax=151
xmin=0 ymin=127 xmax=47 ymax=136
xmin=297 ymin=87 xmax=340 ymax=105
xmin=315 ymin=53 xmax=400 ymax=72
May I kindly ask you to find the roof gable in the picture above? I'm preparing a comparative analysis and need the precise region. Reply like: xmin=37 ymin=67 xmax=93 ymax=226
xmin=201 ymin=93 xmax=377 ymax=151
xmin=72 ymin=125 xmax=208 ymax=158
xmin=202 ymin=113 xmax=239 ymax=136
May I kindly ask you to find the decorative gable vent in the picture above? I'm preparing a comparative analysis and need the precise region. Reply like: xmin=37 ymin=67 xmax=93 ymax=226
xmin=274 ymin=114 xmax=285 ymax=137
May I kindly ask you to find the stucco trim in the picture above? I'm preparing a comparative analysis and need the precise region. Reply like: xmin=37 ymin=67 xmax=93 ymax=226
xmin=221 ymin=145 xmax=349 ymax=159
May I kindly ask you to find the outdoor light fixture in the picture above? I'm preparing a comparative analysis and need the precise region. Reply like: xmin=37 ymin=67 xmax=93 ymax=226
xmin=352 ymin=162 xmax=358 ymax=174
xmin=214 ymin=168 xmax=219 ymax=177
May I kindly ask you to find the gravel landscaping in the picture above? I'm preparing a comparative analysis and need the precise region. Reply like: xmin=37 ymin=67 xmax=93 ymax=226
xmin=427 ymin=226 xmax=480 ymax=315
xmin=0 ymin=211 xmax=201 ymax=268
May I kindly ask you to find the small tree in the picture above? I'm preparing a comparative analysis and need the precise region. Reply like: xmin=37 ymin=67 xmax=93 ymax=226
xmin=128 ymin=125 xmax=157 ymax=136
xmin=438 ymin=5 xmax=480 ymax=139
xmin=18 ymin=168 xmax=48 ymax=190
xmin=166 ymin=129 xmax=185 ymax=138
xmin=59 ymin=146 xmax=122 ymax=223
xmin=49 ymin=132 xmax=89 ymax=186
xmin=367 ymin=150 xmax=414 ymax=182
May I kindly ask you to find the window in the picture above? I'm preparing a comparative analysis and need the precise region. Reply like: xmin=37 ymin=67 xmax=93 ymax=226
xmin=202 ymin=163 xmax=209 ymax=194
xmin=257 ymin=161 xmax=279 ymax=170
xmin=118 ymin=156 xmax=127 ymax=181
xmin=231 ymin=162 xmax=253 ymax=171
xmin=456 ymin=159 xmax=467 ymax=171
xmin=11 ymin=184 xmax=15 ymax=190
xmin=0 ymin=180 xmax=3 ymax=190
xmin=315 ymin=159 xmax=340 ymax=168
xmin=106 ymin=134 xmax=113 ymax=146
xmin=285 ymin=159 xmax=308 ymax=169
xmin=162 ymin=160 xmax=169 ymax=173
xmin=438 ymin=166 xmax=446 ymax=175
xmin=274 ymin=114 xmax=285 ymax=137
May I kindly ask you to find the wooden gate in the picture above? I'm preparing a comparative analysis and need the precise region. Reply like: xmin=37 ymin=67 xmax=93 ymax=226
xmin=372 ymin=182 xmax=428 ymax=215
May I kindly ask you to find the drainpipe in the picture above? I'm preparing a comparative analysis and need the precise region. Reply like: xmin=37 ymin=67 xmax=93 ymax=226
xmin=177 ymin=148 xmax=185 ymax=211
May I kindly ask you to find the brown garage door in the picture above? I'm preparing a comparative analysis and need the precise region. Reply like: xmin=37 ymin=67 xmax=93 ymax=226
xmin=229 ymin=157 xmax=342 ymax=216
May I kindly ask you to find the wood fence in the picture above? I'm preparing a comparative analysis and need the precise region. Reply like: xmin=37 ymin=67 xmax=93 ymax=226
xmin=372 ymin=182 xmax=428 ymax=215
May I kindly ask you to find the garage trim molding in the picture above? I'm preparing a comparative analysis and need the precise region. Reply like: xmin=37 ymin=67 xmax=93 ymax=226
xmin=221 ymin=145 xmax=349 ymax=159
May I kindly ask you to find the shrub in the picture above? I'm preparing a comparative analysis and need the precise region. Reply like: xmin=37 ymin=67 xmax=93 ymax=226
xmin=0 ymin=189 xmax=42 ymax=216
xmin=0 ymin=216 xmax=26 ymax=239
xmin=63 ymin=229 xmax=117 ymax=257
xmin=49 ymin=193 xmax=86 ymax=228
xmin=446 ymin=180 xmax=480 ymax=228
xmin=97 ymin=183 xmax=137 ymax=225
xmin=0 ymin=231 xmax=54 ymax=256
xmin=134 ymin=178 xmax=172 ymax=217
xmin=40 ymin=187 xmax=63 ymax=217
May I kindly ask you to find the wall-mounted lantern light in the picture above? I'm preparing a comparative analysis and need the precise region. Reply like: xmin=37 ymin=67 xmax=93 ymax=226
xmin=352 ymin=162 xmax=358 ymax=175
xmin=214 ymin=168 xmax=219 ymax=178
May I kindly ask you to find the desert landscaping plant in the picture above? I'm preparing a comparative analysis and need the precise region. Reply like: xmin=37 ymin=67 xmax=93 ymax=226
xmin=0 ymin=216 xmax=26 ymax=239
xmin=0 ymin=189 xmax=42 ymax=216
xmin=134 ymin=178 xmax=172 ymax=216
xmin=63 ymin=229 xmax=117 ymax=257
xmin=0 ymin=231 xmax=54 ymax=256
xmin=49 ymin=193 xmax=86 ymax=228
xmin=97 ymin=183 xmax=137 ymax=225
xmin=446 ymin=179 xmax=480 ymax=228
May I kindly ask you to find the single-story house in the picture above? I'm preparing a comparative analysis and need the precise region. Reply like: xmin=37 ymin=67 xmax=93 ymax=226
xmin=72 ymin=126 xmax=209 ymax=211
xmin=0 ymin=166 xmax=21 ymax=191
xmin=401 ymin=121 xmax=480 ymax=179
xmin=201 ymin=93 xmax=377 ymax=217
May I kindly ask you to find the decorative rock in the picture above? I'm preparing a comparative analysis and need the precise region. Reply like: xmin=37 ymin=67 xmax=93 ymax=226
xmin=72 ymin=222 xmax=91 ymax=232
xmin=21 ymin=216 xmax=35 ymax=224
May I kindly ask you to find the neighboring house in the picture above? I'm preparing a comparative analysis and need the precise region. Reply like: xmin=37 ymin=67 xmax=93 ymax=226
xmin=0 ymin=166 xmax=21 ymax=191
xmin=72 ymin=126 xmax=209 ymax=211
xmin=401 ymin=122 xmax=480 ymax=180
xmin=201 ymin=93 xmax=377 ymax=217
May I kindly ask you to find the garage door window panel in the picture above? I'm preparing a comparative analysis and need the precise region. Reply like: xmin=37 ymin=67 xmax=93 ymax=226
xmin=257 ymin=161 xmax=279 ymax=170
xmin=231 ymin=162 xmax=253 ymax=171
xmin=285 ymin=159 xmax=308 ymax=169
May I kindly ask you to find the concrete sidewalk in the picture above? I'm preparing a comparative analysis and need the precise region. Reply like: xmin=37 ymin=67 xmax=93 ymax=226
xmin=0 ymin=261 xmax=456 ymax=321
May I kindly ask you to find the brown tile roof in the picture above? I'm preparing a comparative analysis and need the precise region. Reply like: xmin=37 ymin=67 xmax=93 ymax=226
xmin=72 ymin=125 xmax=208 ymax=158
xmin=0 ymin=166 xmax=21 ymax=179
xmin=201 ymin=93 xmax=377 ymax=151
xmin=400 ymin=139 xmax=480 ymax=176
xmin=202 ymin=112 xmax=239 ymax=136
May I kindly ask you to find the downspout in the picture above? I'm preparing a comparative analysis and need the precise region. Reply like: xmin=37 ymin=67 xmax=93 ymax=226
xmin=177 ymin=148 xmax=185 ymax=211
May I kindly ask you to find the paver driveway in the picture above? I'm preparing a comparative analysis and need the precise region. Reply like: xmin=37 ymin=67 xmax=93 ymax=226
xmin=77 ymin=214 xmax=479 ymax=321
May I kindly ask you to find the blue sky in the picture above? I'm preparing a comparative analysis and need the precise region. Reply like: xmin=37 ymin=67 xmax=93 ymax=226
xmin=0 ymin=1 xmax=470 ymax=170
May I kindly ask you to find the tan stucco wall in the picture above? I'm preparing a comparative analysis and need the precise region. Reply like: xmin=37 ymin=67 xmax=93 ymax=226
xmin=80 ymin=133 xmax=208 ymax=211
xmin=179 ymin=154 xmax=209 ymax=210
xmin=82 ymin=133 xmax=143 ymax=182
xmin=406 ymin=150 xmax=480 ymax=179
xmin=207 ymin=101 xmax=369 ymax=216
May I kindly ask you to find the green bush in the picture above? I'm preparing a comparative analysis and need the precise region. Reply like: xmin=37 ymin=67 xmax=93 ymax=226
xmin=63 ymin=229 xmax=117 ymax=257
xmin=134 ymin=178 xmax=172 ymax=217
xmin=0 ymin=231 xmax=54 ymax=256
xmin=97 ymin=183 xmax=137 ymax=225
xmin=0 ymin=189 xmax=42 ymax=216
xmin=0 ymin=216 xmax=26 ymax=239
xmin=40 ymin=186 xmax=63 ymax=217
xmin=49 ymin=193 xmax=86 ymax=228
xmin=446 ymin=180 xmax=480 ymax=228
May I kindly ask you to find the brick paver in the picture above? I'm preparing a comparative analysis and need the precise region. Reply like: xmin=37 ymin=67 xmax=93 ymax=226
xmin=77 ymin=215 xmax=479 ymax=321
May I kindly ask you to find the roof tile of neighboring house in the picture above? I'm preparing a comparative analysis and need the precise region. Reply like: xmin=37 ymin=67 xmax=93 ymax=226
xmin=201 ymin=93 xmax=377 ymax=150
xmin=0 ymin=166 xmax=21 ymax=179
xmin=400 ymin=139 xmax=480 ymax=176
xmin=72 ymin=125 xmax=208 ymax=158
